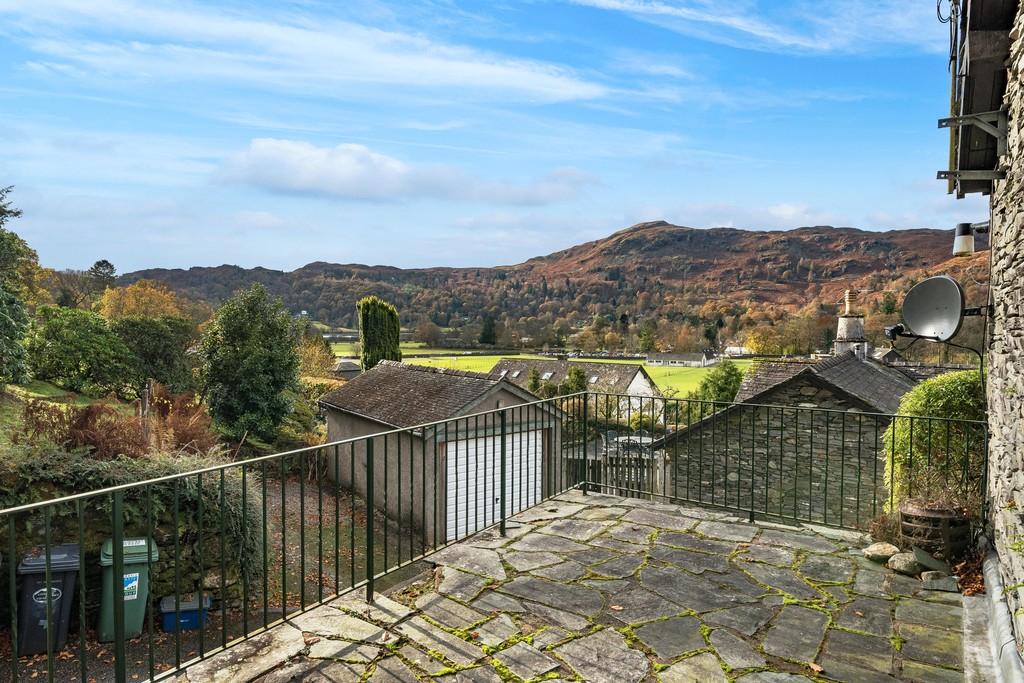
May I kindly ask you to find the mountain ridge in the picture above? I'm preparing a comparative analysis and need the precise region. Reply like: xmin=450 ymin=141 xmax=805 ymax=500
xmin=123 ymin=222 xmax=983 ymax=328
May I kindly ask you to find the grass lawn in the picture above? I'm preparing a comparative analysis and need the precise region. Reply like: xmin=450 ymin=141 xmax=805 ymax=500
xmin=330 ymin=341 xmax=467 ymax=357
xmin=399 ymin=354 xmax=755 ymax=395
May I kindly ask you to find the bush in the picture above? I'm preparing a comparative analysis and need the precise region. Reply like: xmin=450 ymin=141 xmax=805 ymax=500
xmin=149 ymin=384 xmax=218 ymax=454
xmin=17 ymin=387 xmax=217 ymax=458
xmin=0 ymin=446 xmax=263 ymax=623
xmin=18 ymin=400 xmax=148 ymax=458
xmin=883 ymin=370 xmax=986 ymax=513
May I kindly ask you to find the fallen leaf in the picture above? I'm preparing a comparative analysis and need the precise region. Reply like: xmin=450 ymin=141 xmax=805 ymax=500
xmin=854 ymin=611 xmax=864 ymax=617
xmin=809 ymin=663 xmax=823 ymax=673
xmin=610 ymin=605 xmax=624 ymax=611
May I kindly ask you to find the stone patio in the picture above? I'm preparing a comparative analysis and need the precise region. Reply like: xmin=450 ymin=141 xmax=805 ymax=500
xmin=176 ymin=491 xmax=984 ymax=682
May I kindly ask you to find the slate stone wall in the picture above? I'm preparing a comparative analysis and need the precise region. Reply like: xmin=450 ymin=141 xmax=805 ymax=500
xmin=987 ymin=4 xmax=1024 ymax=652
xmin=667 ymin=378 xmax=891 ymax=529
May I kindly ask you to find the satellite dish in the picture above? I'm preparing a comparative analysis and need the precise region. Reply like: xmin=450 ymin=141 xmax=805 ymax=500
xmin=902 ymin=275 xmax=965 ymax=342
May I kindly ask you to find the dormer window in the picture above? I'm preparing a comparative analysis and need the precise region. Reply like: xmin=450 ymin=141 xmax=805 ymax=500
xmin=589 ymin=376 xmax=599 ymax=384
xmin=541 ymin=372 xmax=553 ymax=380
xmin=510 ymin=370 xmax=521 ymax=379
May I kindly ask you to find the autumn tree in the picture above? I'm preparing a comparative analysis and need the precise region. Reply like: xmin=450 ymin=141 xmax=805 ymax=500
xmin=357 ymin=296 xmax=401 ymax=370
xmin=298 ymin=332 xmax=336 ymax=377
xmin=414 ymin=318 xmax=444 ymax=347
xmin=0 ymin=187 xmax=49 ymax=307
xmin=98 ymin=279 xmax=182 ymax=320
xmin=200 ymin=284 xmax=300 ymax=440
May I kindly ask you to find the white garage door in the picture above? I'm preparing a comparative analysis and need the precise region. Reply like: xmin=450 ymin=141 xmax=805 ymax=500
xmin=446 ymin=430 xmax=542 ymax=542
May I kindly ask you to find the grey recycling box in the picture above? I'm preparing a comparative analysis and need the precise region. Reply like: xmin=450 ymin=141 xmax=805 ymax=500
xmin=16 ymin=544 xmax=81 ymax=657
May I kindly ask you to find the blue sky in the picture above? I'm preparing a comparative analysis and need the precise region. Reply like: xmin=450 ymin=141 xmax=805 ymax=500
xmin=0 ymin=0 xmax=988 ymax=272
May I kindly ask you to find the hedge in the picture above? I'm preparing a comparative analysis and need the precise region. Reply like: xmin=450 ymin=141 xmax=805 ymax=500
xmin=0 ymin=446 xmax=263 ymax=621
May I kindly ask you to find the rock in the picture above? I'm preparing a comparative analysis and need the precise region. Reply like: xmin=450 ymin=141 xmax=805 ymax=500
xmin=920 ymin=570 xmax=947 ymax=581
xmin=555 ymin=629 xmax=650 ymax=683
xmin=863 ymin=542 xmax=900 ymax=563
xmin=923 ymin=574 xmax=960 ymax=593
xmin=887 ymin=552 xmax=922 ymax=576
xmin=912 ymin=546 xmax=952 ymax=573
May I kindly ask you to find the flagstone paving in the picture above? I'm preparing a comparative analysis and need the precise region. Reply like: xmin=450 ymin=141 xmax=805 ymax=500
xmin=177 ymin=491 xmax=973 ymax=682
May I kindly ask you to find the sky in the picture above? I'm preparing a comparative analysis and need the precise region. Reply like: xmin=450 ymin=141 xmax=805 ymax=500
xmin=0 ymin=0 xmax=989 ymax=272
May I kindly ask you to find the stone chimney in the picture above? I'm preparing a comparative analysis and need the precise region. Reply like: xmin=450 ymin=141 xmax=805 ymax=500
xmin=834 ymin=290 xmax=869 ymax=360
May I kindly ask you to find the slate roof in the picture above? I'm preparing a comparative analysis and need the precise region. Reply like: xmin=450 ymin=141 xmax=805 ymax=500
xmin=489 ymin=358 xmax=657 ymax=395
xmin=736 ymin=351 xmax=917 ymax=414
xmin=734 ymin=361 xmax=817 ymax=402
xmin=320 ymin=361 xmax=507 ymax=428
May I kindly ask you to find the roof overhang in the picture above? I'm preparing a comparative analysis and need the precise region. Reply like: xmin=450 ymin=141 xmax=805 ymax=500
xmin=941 ymin=0 xmax=1018 ymax=197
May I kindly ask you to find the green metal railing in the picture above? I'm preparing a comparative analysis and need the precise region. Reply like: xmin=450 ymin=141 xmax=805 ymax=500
xmin=584 ymin=393 xmax=988 ymax=529
xmin=0 ymin=391 xmax=987 ymax=682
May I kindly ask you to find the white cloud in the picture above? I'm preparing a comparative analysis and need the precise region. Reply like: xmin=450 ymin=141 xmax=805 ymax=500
xmin=568 ymin=0 xmax=945 ymax=54
xmin=1 ymin=0 xmax=607 ymax=103
xmin=659 ymin=201 xmax=842 ymax=229
xmin=220 ymin=138 xmax=597 ymax=205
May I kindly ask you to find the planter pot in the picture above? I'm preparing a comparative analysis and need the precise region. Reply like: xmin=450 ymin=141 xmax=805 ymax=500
xmin=898 ymin=501 xmax=971 ymax=561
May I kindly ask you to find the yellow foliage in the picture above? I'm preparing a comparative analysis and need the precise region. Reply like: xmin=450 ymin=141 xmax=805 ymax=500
xmin=97 ymin=280 xmax=182 ymax=320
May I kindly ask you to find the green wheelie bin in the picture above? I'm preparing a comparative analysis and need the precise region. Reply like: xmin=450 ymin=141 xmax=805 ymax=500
xmin=98 ymin=537 xmax=159 ymax=642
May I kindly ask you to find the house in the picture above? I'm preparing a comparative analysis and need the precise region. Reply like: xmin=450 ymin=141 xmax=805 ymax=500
xmin=319 ymin=361 xmax=561 ymax=544
xmin=489 ymin=358 xmax=661 ymax=421
xmin=646 ymin=351 xmax=717 ymax=367
xmin=872 ymin=347 xmax=903 ymax=365
xmin=651 ymin=351 xmax=920 ymax=522
xmin=331 ymin=359 xmax=362 ymax=380
xmin=490 ymin=358 xmax=659 ymax=397
xmin=723 ymin=345 xmax=750 ymax=357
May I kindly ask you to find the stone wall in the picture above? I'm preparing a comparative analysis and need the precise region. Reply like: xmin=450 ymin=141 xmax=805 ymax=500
xmin=986 ymin=3 xmax=1024 ymax=652
xmin=666 ymin=378 xmax=890 ymax=529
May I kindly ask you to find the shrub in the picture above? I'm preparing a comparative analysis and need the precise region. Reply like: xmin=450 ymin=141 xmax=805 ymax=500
xmin=18 ymin=400 xmax=148 ymax=458
xmin=149 ymin=384 xmax=218 ymax=454
xmin=0 ymin=446 xmax=263 ymax=623
xmin=17 ymin=387 xmax=217 ymax=457
xmin=883 ymin=370 xmax=986 ymax=514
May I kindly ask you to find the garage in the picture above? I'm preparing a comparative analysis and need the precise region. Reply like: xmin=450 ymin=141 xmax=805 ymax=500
xmin=320 ymin=361 xmax=559 ymax=548
xmin=446 ymin=429 xmax=542 ymax=541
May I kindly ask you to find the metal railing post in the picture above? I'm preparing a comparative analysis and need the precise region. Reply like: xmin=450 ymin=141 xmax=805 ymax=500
xmin=366 ymin=438 xmax=375 ymax=602
xmin=581 ymin=394 xmax=589 ymax=494
xmin=500 ymin=411 xmax=507 ymax=537
xmin=112 ymin=491 xmax=127 ymax=683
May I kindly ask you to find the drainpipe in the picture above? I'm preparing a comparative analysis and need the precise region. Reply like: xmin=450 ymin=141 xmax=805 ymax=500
xmin=984 ymin=552 xmax=1024 ymax=682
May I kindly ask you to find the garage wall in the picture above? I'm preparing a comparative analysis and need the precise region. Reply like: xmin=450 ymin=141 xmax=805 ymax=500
xmin=325 ymin=410 xmax=445 ymax=548
xmin=324 ymin=386 xmax=568 ymax=549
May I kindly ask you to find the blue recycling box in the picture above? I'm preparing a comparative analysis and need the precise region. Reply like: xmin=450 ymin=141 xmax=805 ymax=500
xmin=159 ymin=594 xmax=212 ymax=632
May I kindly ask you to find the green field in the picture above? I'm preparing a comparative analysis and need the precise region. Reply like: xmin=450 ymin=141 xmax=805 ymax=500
xmin=330 ymin=341 xmax=467 ymax=357
xmin=399 ymin=354 xmax=754 ymax=395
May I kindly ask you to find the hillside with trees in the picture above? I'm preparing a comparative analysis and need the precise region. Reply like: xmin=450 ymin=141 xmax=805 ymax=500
xmin=124 ymin=221 xmax=990 ymax=360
